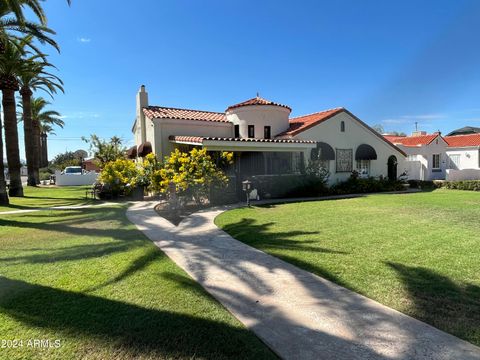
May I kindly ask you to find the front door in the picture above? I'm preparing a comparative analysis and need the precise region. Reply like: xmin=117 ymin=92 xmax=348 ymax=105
xmin=388 ymin=155 xmax=397 ymax=181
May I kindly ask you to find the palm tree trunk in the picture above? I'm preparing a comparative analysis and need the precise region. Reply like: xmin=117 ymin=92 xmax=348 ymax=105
xmin=2 ymin=88 xmax=24 ymax=197
xmin=41 ymin=133 xmax=49 ymax=167
xmin=21 ymin=87 xmax=36 ymax=186
xmin=0 ymin=104 xmax=9 ymax=205
xmin=32 ymin=119 xmax=41 ymax=184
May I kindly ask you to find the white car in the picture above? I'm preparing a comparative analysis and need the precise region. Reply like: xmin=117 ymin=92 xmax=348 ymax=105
xmin=62 ymin=166 xmax=86 ymax=175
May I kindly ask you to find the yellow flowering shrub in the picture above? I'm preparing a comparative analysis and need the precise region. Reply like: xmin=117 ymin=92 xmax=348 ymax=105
xmin=99 ymin=158 xmax=139 ymax=195
xmin=150 ymin=148 xmax=234 ymax=204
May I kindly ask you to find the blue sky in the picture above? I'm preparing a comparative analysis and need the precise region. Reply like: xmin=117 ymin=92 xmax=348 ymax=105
xmin=23 ymin=0 xmax=480 ymax=158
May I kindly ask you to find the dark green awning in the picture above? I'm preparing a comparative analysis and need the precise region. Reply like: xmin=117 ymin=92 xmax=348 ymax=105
xmin=355 ymin=144 xmax=377 ymax=160
xmin=311 ymin=142 xmax=335 ymax=161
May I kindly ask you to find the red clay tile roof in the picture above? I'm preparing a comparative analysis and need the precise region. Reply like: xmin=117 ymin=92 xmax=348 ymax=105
xmin=384 ymin=134 xmax=438 ymax=147
xmin=277 ymin=108 xmax=344 ymax=137
xmin=169 ymin=135 xmax=315 ymax=144
xmin=226 ymin=96 xmax=291 ymax=112
xmin=445 ymin=134 xmax=480 ymax=147
xmin=143 ymin=106 xmax=227 ymax=122
xmin=382 ymin=135 xmax=405 ymax=143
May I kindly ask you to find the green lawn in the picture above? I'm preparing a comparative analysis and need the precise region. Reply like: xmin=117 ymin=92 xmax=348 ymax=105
xmin=0 ymin=186 xmax=92 ymax=212
xmin=215 ymin=190 xmax=480 ymax=347
xmin=0 ymin=189 xmax=274 ymax=359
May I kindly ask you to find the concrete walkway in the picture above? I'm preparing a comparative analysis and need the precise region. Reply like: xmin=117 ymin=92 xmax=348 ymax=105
xmin=127 ymin=201 xmax=480 ymax=360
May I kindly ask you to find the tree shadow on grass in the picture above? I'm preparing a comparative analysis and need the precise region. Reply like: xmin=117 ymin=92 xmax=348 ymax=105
xmin=156 ymin=272 xmax=400 ymax=360
xmin=86 ymin=248 xmax=164 ymax=292
xmin=0 ymin=241 xmax=138 ymax=265
xmin=387 ymin=262 xmax=480 ymax=346
xmin=219 ymin=218 xmax=347 ymax=255
xmin=0 ymin=207 xmax=135 ymax=236
xmin=0 ymin=276 xmax=276 ymax=359
xmin=0 ymin=207 xmax=144 ymax=265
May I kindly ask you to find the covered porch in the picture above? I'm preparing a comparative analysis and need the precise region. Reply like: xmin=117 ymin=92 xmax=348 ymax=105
xmin=168 ymin=135 xmax=316 ymax=177
xmin=169 ymin=136 xmax=316 ymax=200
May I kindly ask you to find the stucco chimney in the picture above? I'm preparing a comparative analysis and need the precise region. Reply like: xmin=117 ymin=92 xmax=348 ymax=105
xmin=136 ymin=85 xmax=149 ymax=143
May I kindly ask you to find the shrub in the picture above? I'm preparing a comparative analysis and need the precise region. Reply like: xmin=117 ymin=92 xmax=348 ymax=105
xmin=150 ymin=148 xmax=233 ymax=205
xmin=39 ymin=167 xmax=54 ymax=181
xmin=251 ymin=174 xmax=329 ymax=199
xmin=440 ymin=180 xmax=480 ymax=191
xmin=137 ymin=153 xmax=162 ymax=191
xmin=407 ymin=180 xmax=436 ymax=189
xmin=331 ymin=175 xmax=405 ymax=195
xmin=99 ymin=158 xmax=139 ymax=196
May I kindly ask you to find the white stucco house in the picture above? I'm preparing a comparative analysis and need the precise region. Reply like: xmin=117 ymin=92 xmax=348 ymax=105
xmin=131 ymin=86 xmax=406 ymax=189
xmin=384 ymin=132 xmax=448 ymax=181
xmin=384 ymin=131 xmax=480 ymax=181
xmin=444 ymin=134 xmax=480 ymax=180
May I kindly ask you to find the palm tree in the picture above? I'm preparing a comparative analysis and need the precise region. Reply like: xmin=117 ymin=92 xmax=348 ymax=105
xmin=0 ymin=0 xmax=69 ymax=202
xmin=30 ymin=96 xmax=64 ymax=171
xmin=18 ymin=59 xmax=63 ymax=185
xmin=0 ymin=38 xmax=28 ymax=196
xmin=0 ymin=112 xmax=8 ymax=204
xmin=0 ymin=1 xmax=58 ymax=55
xmin=0 ymin=1 xmax=46 ymax=203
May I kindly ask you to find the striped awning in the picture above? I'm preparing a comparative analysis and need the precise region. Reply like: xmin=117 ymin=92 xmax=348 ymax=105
xmin=137 ymin=142 xmax=152 ymax=157
xmin=126 ymin=146 xmax=137 ymax=159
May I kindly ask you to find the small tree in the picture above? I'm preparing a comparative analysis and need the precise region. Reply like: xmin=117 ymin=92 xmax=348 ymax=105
xmin=82 ymin=134 xmax=126 ymax=167
xmin=372 ymin=124 xmax=385 ymax=134
xmin=151 ymin=148 xmax=233 ymax=205
xmin=50 ymin=150 xmax=85 ymax=170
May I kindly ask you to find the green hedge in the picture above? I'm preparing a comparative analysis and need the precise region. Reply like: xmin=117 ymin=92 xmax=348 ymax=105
xmin=250 ymin=174 xmax=405 ymax=199
xmin=251 ymin=174 xmax=329 ymax=199
xmin=407 ymin=179 xmax=480 ymax=191
xmin=437 ymin=180 xmax=480 ymax=191
xmin=331 ymin=177 xmax=405 ymax=195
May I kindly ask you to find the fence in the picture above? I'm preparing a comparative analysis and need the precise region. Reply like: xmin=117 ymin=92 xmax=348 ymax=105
xmin=55 ymin=170 xmax=99 ymax=186
xmin=446 ymin=169 xmax=480 ymax=181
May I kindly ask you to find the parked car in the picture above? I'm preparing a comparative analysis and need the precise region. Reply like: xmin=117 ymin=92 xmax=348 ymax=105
xmin=62 ymin=166 xmax=85 ymax=175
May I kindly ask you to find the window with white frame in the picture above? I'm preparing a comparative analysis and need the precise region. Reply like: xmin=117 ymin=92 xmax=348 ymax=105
xmin=432 ymin=154 xmax=441 ymax=169
xmin=449 ymin=154 xmax=460 ymax=169
xmin=356 ymin=160 xmax=370 ymax=177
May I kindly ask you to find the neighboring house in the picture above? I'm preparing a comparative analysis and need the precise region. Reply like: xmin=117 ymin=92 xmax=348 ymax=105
xmin=446 ymin=126 xmax=480 ymax=136
xmin=131 ymin=86 xmax=405 ymax=186
xmin=444 ymin=134 xmax=480 ymax=180
xmin=384 ymin=131 xmax=448 ymax=181
xmin=384 ymin=131 xmax=480 ymax=181
xmin=82 ymin=158 xmax=101 ymax=172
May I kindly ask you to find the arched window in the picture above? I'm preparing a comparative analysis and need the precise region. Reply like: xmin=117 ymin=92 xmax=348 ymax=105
xmin=340 ymin=121 xmax=345 ymax=132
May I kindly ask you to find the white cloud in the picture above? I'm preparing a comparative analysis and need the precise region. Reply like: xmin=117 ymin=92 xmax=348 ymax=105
xmin=59 ymin=111 xmax=101 ymax=120
xmin=382 ymin=113 xmax=446 ymax=124
xmin=77 ymin=37 xmax=91 ymax=43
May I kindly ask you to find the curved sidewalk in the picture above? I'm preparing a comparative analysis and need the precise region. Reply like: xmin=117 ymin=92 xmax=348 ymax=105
xmin=127 ymin=201 xmax=480 ymax=360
